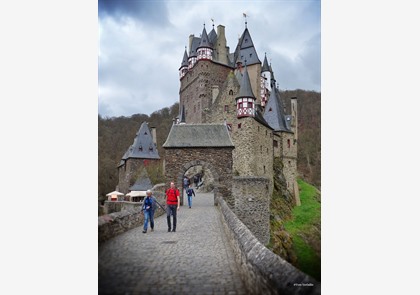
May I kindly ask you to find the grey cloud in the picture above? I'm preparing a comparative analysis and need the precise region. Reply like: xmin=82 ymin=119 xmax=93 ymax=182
xmin=98 ymin=0 xmax=169 ymax=26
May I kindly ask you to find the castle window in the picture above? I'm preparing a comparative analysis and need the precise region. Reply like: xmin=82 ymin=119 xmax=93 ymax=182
xmin=250 ymin=53 xmax=252 ymax=58
xmin=224 ymin=105 xmax=229 ymax=112
xmin=229 ymin=90 xmax=233 ymax=95
xmin=263 ymin=165 xmax=266 ymax=173
xmin=139 ymin=145 xmax=143 ymax=151
xmin=269 ymin=107 xmax=272 ymax=112
xmin=258 ymin=126 xmax=260 ymax=132
xmin=288 ymin=161 xmax=291 ymax=165
xmin=260 ymin=145 xmax=262 ymax=153
xmin=273 ymin=140 xmax=278 ymax=147
xmin=227 ymin=123 xmax=232 ymax=131
xmin=287 ymin=139 xmax=291 ymax=148
xmin=266 ymin=130 xmax=267 ymax=136
xmin=238 ymin=123 xmax=242 ymax=129
xmin=245 ymin=38 xmax=248 ymax=43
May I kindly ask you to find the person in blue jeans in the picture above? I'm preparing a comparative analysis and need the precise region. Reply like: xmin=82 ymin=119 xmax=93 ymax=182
xmin=142 ymin=190 xmax=156 ymax=233
xmin=186 ymin=184 xmax=196 ymax=208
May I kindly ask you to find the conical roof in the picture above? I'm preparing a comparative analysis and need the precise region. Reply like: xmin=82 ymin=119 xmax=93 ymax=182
xmin=198 ymin=26 xmax=211 ymax=48
xmin=120 ymin=122 xmax=160 ymax=161
xmin=261 ymin=53 xmax=270 ymax=72
xmin=263 ymin=88 xmax=291 ymax=132
xmin=208 ymin=28 xmax=217 ymax=46
xmin=234 ymin=28 xmax=260 ymax=66
xmin=237 ymin=65 xmax=256 ymax=99
xmin=179 ymin=48 xmax=189 ymax=70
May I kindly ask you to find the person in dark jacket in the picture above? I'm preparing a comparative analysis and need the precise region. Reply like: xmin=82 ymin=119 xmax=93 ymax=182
xmin=186 ymin=184 xmax=196 ymax=208
xmin=142 ymin=190 xmax=155 ymax=233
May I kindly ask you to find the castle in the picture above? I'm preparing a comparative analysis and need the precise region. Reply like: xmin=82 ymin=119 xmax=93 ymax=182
xmin=114 ymin=21 xmax=300 ymax=243
xmin=176 ymin=22 xmax=299 ymax=202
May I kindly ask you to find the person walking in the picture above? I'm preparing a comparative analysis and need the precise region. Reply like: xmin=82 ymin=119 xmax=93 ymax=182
xmin=183 ymin=176 xmax=190 ymax=193
xmin=165 ymin=181 xmax=180 ymax=232
xmin=186 ymin=183 xmax=195 ymax=208
xmin=142 ymin=190 xmax=155 ymax=233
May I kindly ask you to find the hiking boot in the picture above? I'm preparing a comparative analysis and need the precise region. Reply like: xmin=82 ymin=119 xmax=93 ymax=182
xmin=168 ymin=228 xmax=171 ymax=232
xmin=142 ymin=230 xmax=147 ymax=233
xmin=172 ymin=229 xmax=176 ymax=232
xmin=151 ymin=228 xmax=154 ymax=232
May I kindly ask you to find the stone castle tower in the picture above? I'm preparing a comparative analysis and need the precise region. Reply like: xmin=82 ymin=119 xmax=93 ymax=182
xmin=177 ymin=22 xmax=299 ymax=201
xmin=117 ymin=122 xmax=159 ymax=194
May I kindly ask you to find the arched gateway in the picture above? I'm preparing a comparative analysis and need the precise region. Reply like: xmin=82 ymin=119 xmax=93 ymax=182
xmin=162 ymin=123 xmax=234 ymax=206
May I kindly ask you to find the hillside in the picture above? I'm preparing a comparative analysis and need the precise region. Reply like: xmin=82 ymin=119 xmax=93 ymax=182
xmin=98 ymin=90 xmax=321 ymax=198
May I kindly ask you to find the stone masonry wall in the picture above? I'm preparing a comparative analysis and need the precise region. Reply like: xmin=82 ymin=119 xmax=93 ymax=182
xmin=98 ymin=191 xmax=166 ymax=244
xmin=117 ymin=158 xmax=149 ymax=194
xmin=164 ymin=147 xmax=234 ymax=206
xmin=217 ymin=196 xmax=321 ymax=295
xmin=281 ymin=132 xmax=298 ymax=200
xmin=232 ymin=176 xmax=271 ymax=245
xmin=180 ymin=59 xmax=232 ymax=124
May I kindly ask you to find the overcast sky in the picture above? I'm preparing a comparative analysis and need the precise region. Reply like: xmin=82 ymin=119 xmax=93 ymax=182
xmin=98 ymin=0 xmax=320 ymax=118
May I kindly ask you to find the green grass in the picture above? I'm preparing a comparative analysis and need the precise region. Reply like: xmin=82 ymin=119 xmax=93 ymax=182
xmin=283 ymin=179 xmax=321 ymax=281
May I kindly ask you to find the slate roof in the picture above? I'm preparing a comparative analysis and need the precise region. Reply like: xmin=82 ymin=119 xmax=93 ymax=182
xmin=237 ymin=65 xmax=256 ymax=99
xmin=198 ymin=26 xmax=211 ymax=49
xmin=263 ymin=88 xmax=293 ymax=133
xmin=129 ymin=176 xmax=153 ymax=191
xmin=119 ymin=122 xmax=160 ymax=165
xmin=179 ymin=48 xmax=189 ymax=70
xmin=234 ymin=28 xmax=261 ymax=66
xmin=261 ymin=53 xmax=270 ymax=72
xmin=189 ymin=37 xmax=201 ymax=57
xmin=208 ymin=28 xmax=217 ymax=46
xmin=162 ymin=124 xmax=234 ymax=148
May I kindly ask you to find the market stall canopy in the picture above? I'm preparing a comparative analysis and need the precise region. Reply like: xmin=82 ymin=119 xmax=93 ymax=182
xmin=106 ymin=191 xmax=124 ymax=196
xmin=126 ymin=191 xmax=147 ymax=197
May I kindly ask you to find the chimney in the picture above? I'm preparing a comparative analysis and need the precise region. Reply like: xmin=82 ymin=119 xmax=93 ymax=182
xmin=150 ymin=126 xmax=157 ymax=146
xmin=189 ymin=34 xmax=194 ymax=54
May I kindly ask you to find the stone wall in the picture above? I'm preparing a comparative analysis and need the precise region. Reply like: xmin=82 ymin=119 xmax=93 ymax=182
xmin=98 ymin=191 xmax=166 ymax=244
xmin=180 ymin=59 xmax=232 ymax=124
xmin=117 ymin=159 xmax=144 ymax=194
xmin=232 ymin=176 xmax=271 ymax=245
xmin=217 ymin=196 xmax=321 ymax=295
xmin=164 ymin=147 xmax=234 ymax=206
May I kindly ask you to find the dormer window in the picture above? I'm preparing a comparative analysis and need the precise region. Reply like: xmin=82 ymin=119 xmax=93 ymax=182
xmin=139 ymin=145 xmax=143 ymax=151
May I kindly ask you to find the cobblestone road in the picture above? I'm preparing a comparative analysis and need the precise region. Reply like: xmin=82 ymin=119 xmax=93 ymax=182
xmin=98 ymin=192 xmax=248 ymax=295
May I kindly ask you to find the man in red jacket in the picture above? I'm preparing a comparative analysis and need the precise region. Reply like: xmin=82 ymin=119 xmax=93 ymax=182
xmin=165 ymin=181 xmax=180 ymax=232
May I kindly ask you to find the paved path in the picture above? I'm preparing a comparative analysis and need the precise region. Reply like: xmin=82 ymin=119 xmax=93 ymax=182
xmin=98 ymin=192 xmax=248 ymax=295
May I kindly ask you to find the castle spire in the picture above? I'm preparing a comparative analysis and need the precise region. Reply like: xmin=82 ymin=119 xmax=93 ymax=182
xmin=236 ymin=64 xmax=256 ymax=118
xmin=262 ymin=88 xmax=290 ymax=132
xmin=197 ymin=24 xmax=213 ymax=60
xmin=178 ymin=46 xmax=189 ymax=79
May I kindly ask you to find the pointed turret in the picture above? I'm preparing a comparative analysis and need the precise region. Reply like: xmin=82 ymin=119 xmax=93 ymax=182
xmin=236 ymin=65 xmax=256 ymax=118
xmin=188 ymin=35 xmax=200 ymax=69
xmin=260 ymin=53 xmax=272 ymax=106
xmin=234 ymin=28 xmax=260 ymax=68
xmin=179 ymin=47 xmax=189 ymax=79
xmin=197 ymin=24 xmax=213 ymax=60
xmin=118 ymin=122 xmax=160 ymax=168
xmin=263 ymin=88 xmax=291 ymax=132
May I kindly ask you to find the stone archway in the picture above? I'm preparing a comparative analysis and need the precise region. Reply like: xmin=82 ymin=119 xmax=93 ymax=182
xmin=164 ymin=148 xmax=234 ymax=206
xmin=176 ymin=160 xmax=221 ymax=206
xmin=162 ymin=124 xmax=235 ymax=206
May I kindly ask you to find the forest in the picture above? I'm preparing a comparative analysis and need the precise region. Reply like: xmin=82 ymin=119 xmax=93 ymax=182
xmin=98 ymin=90 xmax=320 ymax=199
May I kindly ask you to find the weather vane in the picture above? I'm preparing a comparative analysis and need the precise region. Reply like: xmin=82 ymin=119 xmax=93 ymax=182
xmin=243 ymin=13 xmax=248 ymax=28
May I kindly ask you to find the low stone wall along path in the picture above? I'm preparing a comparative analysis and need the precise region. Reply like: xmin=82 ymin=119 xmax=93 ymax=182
xmin=98 ymin=192 xmax=248 ymax=295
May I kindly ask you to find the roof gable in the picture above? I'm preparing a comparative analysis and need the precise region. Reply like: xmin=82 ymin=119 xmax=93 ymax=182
xmin=121 ymin=122 xmax=160 ymax=161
